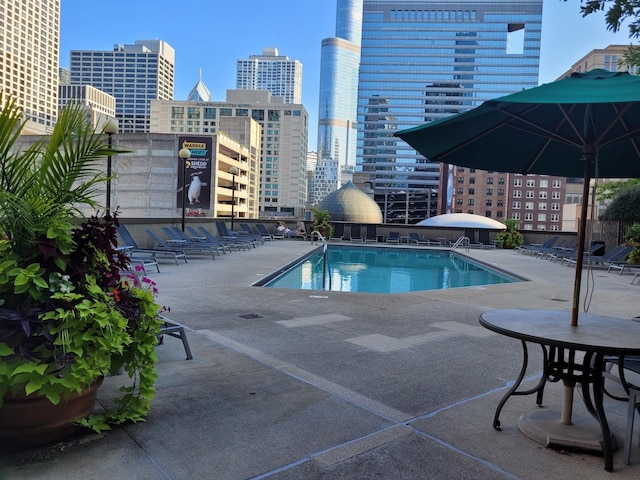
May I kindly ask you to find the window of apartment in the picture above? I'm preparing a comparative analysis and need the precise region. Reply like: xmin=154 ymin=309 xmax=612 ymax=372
xmin=486 ymin=188 xmax=493 ymax=195
xmin=525 ymin=202 xmax=534 ymax=209
xmin=539 ymin=191 xmax=548 ymax=199
xmin=551 ymin=203 xmax=560 ymax=211
xmin=469 ymin=177 xmax=475 ymax=184
xmin=468 ymin=199 xmax=474 ymax=205
xmin=468 ymin=188 xmax=475 ymax=195
xmin=539 ymin=179 xmax=548 ymax=188
xmin=514 ymin=178 xmax=522 ymax=187
xmin=524 ymin=224 xmax=533 ymax=230
xmin=497 ymin=188 xmax=504 ymax=196
xmin=552 ymin=191 xmax=561 ymax=199
xmin=526 ymin=179 xmax=535 ymax=187
xmin=486 ymin=199 xmax=493 ymax=206
xmin=513 ymin=190 xmax=521 ymax=198
xmin=487 ymin=178 xmax=494 ymax=184
xmin=485 ymin=210 xmax=492 ymax=217
xmin=537 ymin=213 xmax=547 ymax=222
xmin=457 ymin=177 xmax=464 ymax=184
xmin=497 ymin=211 xmax=504 ymax=218
xmin=457 ymin=167 xmax=465 ymax=172
xmin=512 ymin=212 xmax=521 ymax=220
xmin=525 ymin=213 xmax=533 ymax=221
xmin=456 ymin=187 xmax=463 ymax=194
xmin=456 ymin=198 xmax=463 ymax=205
xmin=552 ymin=180 xmax=562 ymax=188
xmin=498 ymin=177 xmax=505 ymax=185
xmin=497 ymin=200 xmax=504 ymax=207
xmin=538 ymin=203 xmax=547 ymax=210
xmin=526 ymin=191 xmax=534 ymax=198
xmin=550 ymin=225 xmax=559 ymax=231
xmin=551 ymin=214 xmax=559 ymax=222
xmin=512 ymin=201 xmax=521 ymax=209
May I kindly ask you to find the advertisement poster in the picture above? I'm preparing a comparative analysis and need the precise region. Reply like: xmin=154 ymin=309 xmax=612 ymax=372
xmin=177 ymin=136 xmax=212 ymax=212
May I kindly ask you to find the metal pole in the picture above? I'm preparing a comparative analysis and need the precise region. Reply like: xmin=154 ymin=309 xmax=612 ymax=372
xmin=231 ymin=173 xmax=236 ymax=231
xmin=106 ymin=132 xmax=112 ymax=216
xmin=181 ymin=157 xmax=187 ymax=232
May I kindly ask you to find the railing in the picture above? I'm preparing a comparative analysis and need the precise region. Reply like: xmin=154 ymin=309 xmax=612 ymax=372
xmin=451 ymin=236 xmax=470 ymax=253
xmin=310 ymin=230 xmax=327 ymax=244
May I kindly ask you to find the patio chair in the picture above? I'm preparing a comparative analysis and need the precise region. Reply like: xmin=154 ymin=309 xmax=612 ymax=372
xmin=146 ymin=229 xmax=217 ymax=260
xmin=408 ymin=232 xmax=430 ymax=246
xmin=349 ymin=224 xmax=364 ymax=243
xmin=158 ymin=315 xmax=193 ymax=361
xmin=364 ymin=225 xmax=378 ymax=243
xmin=603 ymin=355 xmax=640 ymax=464
xmin=238 ymin=223 xmax=266 ymax=245
xmin=386 ymin=231 xmax=400 ymax=244
xmin=117 ymin=224 xmax=186 ymax=266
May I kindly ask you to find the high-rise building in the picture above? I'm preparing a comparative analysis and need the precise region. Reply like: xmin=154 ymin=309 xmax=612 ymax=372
xmin=560 ymin=44 xmax=639 ymax=77
xmin=58 ymin=84 xmax=116 ymax=129
xmin=187 ymin=69 xmax=212 ymax=101
xmin=357 ymin=0 xmax=543 ymax=223
xmin=69 ymin=40 xmax=175 ymax=133
xmin=236 ymin=48 xmax=303 ymax=104
xmin=0 ymin=0 xmax=60 ymax=134
xmin=150 ymin=89 xmax=309 ymax=218
xmin=317 ymin=0 xmax=363 ymax=186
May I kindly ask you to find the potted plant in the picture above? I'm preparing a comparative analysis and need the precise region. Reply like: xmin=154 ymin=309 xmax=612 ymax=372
xmin=311 ymin=206 xmax=333 ymax=240
xmin=494 ymin=218 xmax=524 ymax=249
xmin=0 ymin=94 xmax=163 ymax=447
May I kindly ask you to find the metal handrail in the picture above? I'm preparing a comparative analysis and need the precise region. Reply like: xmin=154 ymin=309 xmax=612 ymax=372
xmin=451 ymin=236 xmax=470 ymax=253
xmin=310 ymin=230 xmax=327 ymax=244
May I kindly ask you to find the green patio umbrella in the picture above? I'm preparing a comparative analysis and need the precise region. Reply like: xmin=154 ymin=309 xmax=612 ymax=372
xmin=396 ymin=69 xmax=640 ymax=326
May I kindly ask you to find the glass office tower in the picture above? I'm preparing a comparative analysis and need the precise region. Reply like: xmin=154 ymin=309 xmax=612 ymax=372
xmin=316 ymin=0 xmax=363 ymax=201
xmin=358 ymin=0 xmax=542 ymax=223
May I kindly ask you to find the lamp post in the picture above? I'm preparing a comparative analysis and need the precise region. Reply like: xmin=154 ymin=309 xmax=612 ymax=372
xmin=103 ymin=118 xmax=119 ymax=216
xmin=229 ymin=166 xmax=239 ymax=230
xmin=179 ymin=148 xmax=191 ymax=231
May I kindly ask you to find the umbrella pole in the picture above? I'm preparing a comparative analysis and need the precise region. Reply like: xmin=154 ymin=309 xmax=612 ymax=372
xmin=571 ymin=152 xmax=594 ymax=327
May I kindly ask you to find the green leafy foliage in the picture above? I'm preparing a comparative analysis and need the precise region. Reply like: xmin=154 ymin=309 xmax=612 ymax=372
xmin=494 ymin=218 xmax=524 ymax=249
xmin=0 ymin=94 xmax=159 ymax=433
xmin=311 ymin=206 xmax=333 ymax=239
xmin=599 ymin=185 xmax=640 ymax=221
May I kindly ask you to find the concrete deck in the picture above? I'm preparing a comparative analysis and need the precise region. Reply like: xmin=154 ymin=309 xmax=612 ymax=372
xmin=2 ymin=240 xmax=640 ymax=479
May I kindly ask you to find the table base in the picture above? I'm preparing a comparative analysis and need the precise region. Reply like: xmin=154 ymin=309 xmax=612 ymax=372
xmin=518 ymin=409 xmax=616 ymax=452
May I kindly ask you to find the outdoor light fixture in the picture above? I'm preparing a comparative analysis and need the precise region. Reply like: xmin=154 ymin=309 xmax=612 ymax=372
xmin=229 ymin=166 xmax=239 ymax=230
xmin=179 ymin=147 xmax=191 ymax=231
xmin=103 ymin=118 xmax=119 ymax=216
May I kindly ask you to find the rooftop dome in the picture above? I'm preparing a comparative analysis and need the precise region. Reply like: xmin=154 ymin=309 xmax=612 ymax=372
xmin=317 ymin=181 xmax=383 ymax=223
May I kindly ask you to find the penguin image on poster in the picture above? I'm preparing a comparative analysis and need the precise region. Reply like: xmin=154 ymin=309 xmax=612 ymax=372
xmin=187 ymin=171 xmax=207 ymax=205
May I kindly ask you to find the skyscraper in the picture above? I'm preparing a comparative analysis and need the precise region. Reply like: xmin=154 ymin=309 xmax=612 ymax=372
xmin=357 ymin=0 xmax=543 ymax=223
xmin=0 ymin=0 xmax=60 ymax=133
xmin=316 ymin=0 xmax=363 ymax=198
xmin=236 ymin=48 xmax=303 ymax=104
xmin=69 ymin=40 xmax=175 ymax=133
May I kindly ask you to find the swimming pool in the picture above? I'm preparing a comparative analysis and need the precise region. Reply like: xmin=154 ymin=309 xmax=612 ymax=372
xmin=256 ymin=245 xmax=521 ymax=293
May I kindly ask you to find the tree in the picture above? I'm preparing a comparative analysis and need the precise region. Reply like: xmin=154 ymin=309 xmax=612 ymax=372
xmin=572 ymin=0 xmax=640 ymax=66
xmin=599 ymin=185 xmax=640 ymax=221
xmin=596 ymin=178 xmax=640 ymax=201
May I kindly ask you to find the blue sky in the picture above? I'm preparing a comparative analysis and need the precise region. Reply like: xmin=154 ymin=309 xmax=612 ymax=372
xmin=60 ymin=0 xmax=634 ymax=150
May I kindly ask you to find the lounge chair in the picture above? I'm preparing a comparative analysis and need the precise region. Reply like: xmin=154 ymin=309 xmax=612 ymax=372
xmin=254 ymin=223 xmax=277 ymax=240
xmin=364 ymin=225 xmax=378 ymax=243
xmin=386 ymin=231 xmax=400 ymax=244
xmin=605 ymin=247 xmax=637 ymax=274
xmin=408 ymin=232 xmax=430 ymax=246
xmin=349 ymin=224 xmax=364 ymax=243
xmin=196 ymin=226 xmax=250 ymax=251
xmin=117 ymin=224 xmax=186 ymax=266
xmin=164 ymin=227 xmax=229 ymax=256
xmin=145 ymin=229 xmax=217 ymax=260
xmin=238 ymin=223 xmax=266 ymax=244
xmin=518 ymin=236 xmax=559 ymax=256
xmin=216 ymin=221 xmax=259 ymax=248
xmin=329 ymin=223 xmax=344 ymax=241
xmin=559 ymin=243 xmax=602 ymax=266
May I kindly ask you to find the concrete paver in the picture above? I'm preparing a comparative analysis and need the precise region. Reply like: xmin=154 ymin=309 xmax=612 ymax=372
xmin=2 ymin=241 xmax=640 ymax=479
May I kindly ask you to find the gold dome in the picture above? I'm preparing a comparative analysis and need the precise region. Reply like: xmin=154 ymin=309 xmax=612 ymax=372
xmin=317 ymin=181 xmax=383 ymax=223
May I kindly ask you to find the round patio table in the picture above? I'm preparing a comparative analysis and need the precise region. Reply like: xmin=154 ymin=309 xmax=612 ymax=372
xmin=479 ymin=308 xmax=640 ymax=472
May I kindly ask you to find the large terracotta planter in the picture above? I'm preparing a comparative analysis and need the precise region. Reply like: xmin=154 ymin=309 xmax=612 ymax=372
xmin=0 ymin=378 xmax=103 ymax=449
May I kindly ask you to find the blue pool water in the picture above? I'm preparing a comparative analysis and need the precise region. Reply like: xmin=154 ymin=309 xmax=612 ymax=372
xmin=259 ymin=245 xmax=520 ymax=294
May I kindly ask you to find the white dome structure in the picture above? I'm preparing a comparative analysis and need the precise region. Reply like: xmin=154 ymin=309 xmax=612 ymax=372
xmin=317 ymin=181 xmax=383 ymax=223
xmin=417 ymin=213 xmax=506 ymax=229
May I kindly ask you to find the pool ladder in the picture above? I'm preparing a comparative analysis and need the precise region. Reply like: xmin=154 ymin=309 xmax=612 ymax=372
xmin=310 ymin=231 xmax=330 ymax=290
xmin=451 ymin=236 xmax=470 ymax=253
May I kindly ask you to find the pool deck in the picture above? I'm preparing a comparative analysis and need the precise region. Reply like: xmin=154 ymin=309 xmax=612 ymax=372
xmin=2 ymin=241 xmax=640 ymax=479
